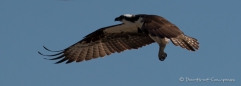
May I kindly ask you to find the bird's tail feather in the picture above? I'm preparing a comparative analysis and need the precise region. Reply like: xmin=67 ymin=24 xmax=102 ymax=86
xmin=170 ymin=35 xmax=199 ymax=51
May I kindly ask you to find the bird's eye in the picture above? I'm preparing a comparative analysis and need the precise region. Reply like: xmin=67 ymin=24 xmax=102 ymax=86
xmin=119 ymin=16 xmax=125 ymax=19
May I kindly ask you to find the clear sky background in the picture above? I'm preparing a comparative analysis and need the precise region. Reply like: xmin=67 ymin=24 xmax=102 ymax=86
xmin=1 ymin=0 xmax=240 ymax=86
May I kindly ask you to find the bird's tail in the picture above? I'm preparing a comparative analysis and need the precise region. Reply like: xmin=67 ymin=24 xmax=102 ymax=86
xmin=170 ymin=35 xmax=199 ymax=51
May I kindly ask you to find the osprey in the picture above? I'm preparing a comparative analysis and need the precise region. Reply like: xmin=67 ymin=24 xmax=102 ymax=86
xmin=39 ymin=14 xmax=199 ymax=64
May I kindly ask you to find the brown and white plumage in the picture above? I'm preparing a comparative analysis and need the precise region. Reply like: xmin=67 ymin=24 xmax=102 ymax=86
xmin=140 ymin=15 xmax=199 ymax=49
xmin=39 ymin=23 xmax=155 ymax=64
xmin=39 ymin=14 xmax=199 ymax=64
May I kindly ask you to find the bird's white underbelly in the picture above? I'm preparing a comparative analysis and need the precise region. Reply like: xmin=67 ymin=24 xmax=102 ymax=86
xmin=148 ymin=35 xmax=169 ymax=45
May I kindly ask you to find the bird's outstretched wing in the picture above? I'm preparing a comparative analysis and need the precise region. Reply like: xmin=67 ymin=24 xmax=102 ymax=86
xmin=141 ymin=15 xmax=199 ymax=51
xmin=39 ymin=24 xmax=155 ymax=64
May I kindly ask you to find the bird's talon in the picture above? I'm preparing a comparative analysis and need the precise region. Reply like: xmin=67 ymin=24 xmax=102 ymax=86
xmin=159 ymin=53 xmax=167 ymax=61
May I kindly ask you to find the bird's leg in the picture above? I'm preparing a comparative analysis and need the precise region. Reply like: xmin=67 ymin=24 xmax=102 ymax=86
xmin=158 ymin=44 xmax=167 ymax=61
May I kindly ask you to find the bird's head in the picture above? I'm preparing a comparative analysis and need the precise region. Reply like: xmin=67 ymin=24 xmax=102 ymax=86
xmin=115 ymin=14 xmax=140 ymax=23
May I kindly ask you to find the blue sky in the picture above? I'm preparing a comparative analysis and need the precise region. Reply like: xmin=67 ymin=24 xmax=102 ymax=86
xmin=1 ymin=0 xmax=240 ymax=86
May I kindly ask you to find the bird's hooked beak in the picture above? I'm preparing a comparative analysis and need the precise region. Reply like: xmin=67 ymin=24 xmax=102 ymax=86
xmin=114 ymin=17 xmax=120 ymax=21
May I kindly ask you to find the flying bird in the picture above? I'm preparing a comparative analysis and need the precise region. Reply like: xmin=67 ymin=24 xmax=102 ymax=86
xmin=39 ymin=14 xmax=199 ymax=64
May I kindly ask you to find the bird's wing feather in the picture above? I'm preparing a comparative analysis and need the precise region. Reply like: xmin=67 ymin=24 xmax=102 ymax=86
xmin=141 ymin=15 xmax=183 ymax=38
xmin=39 ymin=24 xmax=155 ymax=64
xmin=141 ymin=15 xmax=199 ymax=51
